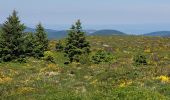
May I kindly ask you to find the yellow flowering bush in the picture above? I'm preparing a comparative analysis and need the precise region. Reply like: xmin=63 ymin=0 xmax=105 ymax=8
xmin=119 ymin=80 xmax=133 ymax=87
xmin=156 ymin=75 xmax=169 ymax=83
xmin=0 ymin=76 xmax=12 ymax=84
xmin=40 ymin=63 xmax=59 ymax=72
xmin=16 ymin=87 xmax=36 ymax=94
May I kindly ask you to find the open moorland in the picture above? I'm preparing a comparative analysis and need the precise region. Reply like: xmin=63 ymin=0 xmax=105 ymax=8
xmin=0 ymin=36 xmax=170 ymax=100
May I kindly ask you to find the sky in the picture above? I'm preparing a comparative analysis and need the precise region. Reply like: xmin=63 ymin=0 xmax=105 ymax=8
xmin=1 ymin=0 xmax=170 ymax=34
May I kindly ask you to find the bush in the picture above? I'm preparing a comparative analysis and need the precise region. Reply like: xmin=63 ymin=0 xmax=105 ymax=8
xmin=55 ymin=40 xmax=64 ymax=52
xmin=133 ymin=53 xmax=147 ymax=66
xmin=43 ymin=51 xmax=55 ymax=63
xmin=91 ymin=50 xmax=113 ymax=64
xmin=79 ymin=54 xmax=91 ymax=65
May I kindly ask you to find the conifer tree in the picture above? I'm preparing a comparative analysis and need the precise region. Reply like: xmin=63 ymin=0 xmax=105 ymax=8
xmin=24 ymin=32 xmax=35 ymax=56
xmin=34 ymin=23 xmax=48 ymax=58
xmin=64 ymin=20 xmax=90 ymax=62
xmin=0 ymin=10 xmax=26 ymax=62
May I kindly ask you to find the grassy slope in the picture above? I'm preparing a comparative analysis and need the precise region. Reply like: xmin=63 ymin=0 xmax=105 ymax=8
xmin=0 ymin=36 xmax=170 ymax=100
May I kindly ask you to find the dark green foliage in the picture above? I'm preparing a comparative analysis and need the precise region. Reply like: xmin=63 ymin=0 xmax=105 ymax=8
xmin=0 ymin=10 xmax=26 ymax=62
xmin=24 ymin=32 xmax=36 ymax=56
xmin=133 ymin=53 xmax=147 ymax=66
xmin=55 ymin=40 xmax=64 ymax=52
xmin=34 ymin=23 xmax=49 ymax=58
xmin=45 ymin=56 xmax=55 ymax=63
xmin=91 ymin=50 xmax=113 ymax=64
xmin=79 ymin=54 xmax=91 ymax=65
xmin=64 ymin=20 xmax=90 ymax=62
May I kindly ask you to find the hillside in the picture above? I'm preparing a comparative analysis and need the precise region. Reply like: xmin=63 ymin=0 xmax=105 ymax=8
xmin=0 ymin=36 xmax=170 ymax=99
xmin=144 ymin=31 xmax=170 ymax=37
xmin=90 ymin=29 xmax=126 ymax=36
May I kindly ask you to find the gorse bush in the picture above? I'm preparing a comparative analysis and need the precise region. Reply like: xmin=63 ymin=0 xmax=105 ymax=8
xmin=91 ymin=50 xmax=113 ymax=64
xmin=133 ymin=53 xmax=147 ymax=66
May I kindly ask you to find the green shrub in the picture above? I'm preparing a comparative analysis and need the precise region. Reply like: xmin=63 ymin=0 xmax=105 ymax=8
xmin=43 ymin=51 xmax=55 ymax=63
xmin=55 ymin=40 xmax=64 ymax=52
xmin=91 ymin=50 xmax=113 ymax=64
xmin=79 ymin=54 xmax=91 ymax=65
xmin=133 ymin=53 xmax=147 ymax=66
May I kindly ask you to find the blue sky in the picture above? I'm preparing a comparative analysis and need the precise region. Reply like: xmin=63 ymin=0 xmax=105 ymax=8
xmin=1 ymin=0 xmax=170 ymax=34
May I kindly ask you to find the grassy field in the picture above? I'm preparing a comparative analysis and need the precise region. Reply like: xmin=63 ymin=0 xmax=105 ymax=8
xmin=0 ymin=36 xmax=170 ymax=100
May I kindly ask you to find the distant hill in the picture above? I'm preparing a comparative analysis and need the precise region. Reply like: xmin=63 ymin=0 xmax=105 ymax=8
xmin=90 ymin=29 xmax=126 ymax=36
xmin=144 ymin=31 xmax=170 ymax=37
xmin=25 ymin=28 xmax=96 ymax=39
xmin=25 ymin=27 xmax=68 ymax=39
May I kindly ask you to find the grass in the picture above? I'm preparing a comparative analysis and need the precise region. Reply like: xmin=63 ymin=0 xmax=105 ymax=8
xmin=0 ymin=36 xmax=170 ymax=100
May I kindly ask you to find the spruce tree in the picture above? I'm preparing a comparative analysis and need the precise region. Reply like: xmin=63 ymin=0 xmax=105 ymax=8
xmin=64 ymin=20 xmax=90 ymax=62
xmin=34 ymin=23 xmax=48 ymax=58
xmin=0 ymin=10 xmax=26 ymax=62
xmin=24 ymin=32 xmax=35 ymax=56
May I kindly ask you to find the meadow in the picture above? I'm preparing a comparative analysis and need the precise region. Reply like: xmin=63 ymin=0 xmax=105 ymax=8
xmin=0 ymin=36 xmax=170 ymax=100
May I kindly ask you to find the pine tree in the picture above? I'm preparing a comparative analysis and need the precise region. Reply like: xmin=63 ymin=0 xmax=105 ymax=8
xmin=0 ymin=10 xmax=26 ymax=62
xmin=34 ymin=23 xmax=48 ymax=58
xmin=64 ymin=20 xmax=90 ymax=62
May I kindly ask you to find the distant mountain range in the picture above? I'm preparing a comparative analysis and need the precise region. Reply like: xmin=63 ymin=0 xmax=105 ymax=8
xmin=25 ymin=27 xmax=96 ymax=39
xmin=1 ymin=24 xmax=170 ymax=38
xmin=143 ymin=31 xmax=170 ymax=37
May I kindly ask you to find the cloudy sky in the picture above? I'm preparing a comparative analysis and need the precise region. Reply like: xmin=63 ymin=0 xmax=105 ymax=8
xmin=1 ymin=0 xmax=170 ymax=34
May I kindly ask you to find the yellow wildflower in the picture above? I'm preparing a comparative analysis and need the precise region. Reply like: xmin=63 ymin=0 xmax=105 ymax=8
xmin=119 ymin=82 xmax=126 ymax=87
xmin=144 ymin=48 xmax=151 ymax=53
xmin=119 ymin=80 xmax=132 ymax=87
xmin=0 ymin=77 xmax=12 ymax=84
xmin=90 ymin=79 xmax=98 ymax=85
xmin=17 ymin=87 xmax=36 ymax=94
xmin=156 ymin=75 xmax=169 ymax=83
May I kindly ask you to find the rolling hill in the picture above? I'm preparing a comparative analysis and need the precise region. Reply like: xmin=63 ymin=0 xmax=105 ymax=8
xmin=144 ymin=31 xmax=170 ymax=37
xmin=25 ymin=27 xmax=68 ymax=39
xmin=90 ymin=29 xmax=126 ymax=36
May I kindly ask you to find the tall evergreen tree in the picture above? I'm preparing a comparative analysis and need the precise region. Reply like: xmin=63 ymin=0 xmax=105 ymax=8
xmin=34 ymin=23 xmax=48 ymax=58
xmin=64 ymin=20 xmax=90 ymax=62
xmin=0 ymin=10 xmax=26 ymax=62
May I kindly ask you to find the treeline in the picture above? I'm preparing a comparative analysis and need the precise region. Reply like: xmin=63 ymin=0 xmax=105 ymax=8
xmin=0 ymin=10 xmax=147 ymax=66
xmin=0 ymin=10 xmax=91 ymax=63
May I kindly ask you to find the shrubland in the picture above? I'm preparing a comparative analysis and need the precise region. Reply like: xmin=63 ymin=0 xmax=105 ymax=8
xmin=0 ymin=10 xmax=170 ymax=100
